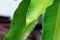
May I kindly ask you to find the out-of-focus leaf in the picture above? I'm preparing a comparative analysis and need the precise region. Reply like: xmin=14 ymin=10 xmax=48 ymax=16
xmin=42 ymin=0 xmax=60 ymax=40
xmin=23 ymin=20 xmax=39 ymax=40
xmin=4 ymin=0 xmax=54 ymax=40
xmin=4 ymin=0 xmax=31 ymax=40
xmin=26 ymin=0 xmax=54 ymax=26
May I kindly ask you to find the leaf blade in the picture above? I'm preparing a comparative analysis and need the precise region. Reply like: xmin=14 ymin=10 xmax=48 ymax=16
xmin=26 ymin=0 xmax=54 ymax=26
xmin=4 ymin=0 xmax=54 ymax=40
xmin=42 ymin=0 xmax=60 ymax=40
xmin=4 ymin=0 xmax=31 ymax=40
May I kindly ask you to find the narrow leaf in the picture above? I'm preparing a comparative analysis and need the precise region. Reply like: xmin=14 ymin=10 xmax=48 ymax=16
xmin=4 ymin=0 xmax=31 ymax=40
xmin=42 ymin=0 xmax=60 ymax=40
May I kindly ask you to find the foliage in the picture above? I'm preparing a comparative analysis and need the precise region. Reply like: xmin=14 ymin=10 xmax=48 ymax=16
xmin=42 ymin=0 xmax=60 ymax=40
xmin=4 ymin=0 xmax=54 ymax=40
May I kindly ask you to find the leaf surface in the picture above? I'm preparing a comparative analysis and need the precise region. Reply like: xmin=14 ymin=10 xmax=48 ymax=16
xmin=4 ymin=0 xmax=54 ymax=40
xmin=42 ymin=0 xmax=60 ymax=40
xmin=26 ymin=0 xmax=54 ymax=26
xmin=4 ymin=0 xmax=31 ymax=40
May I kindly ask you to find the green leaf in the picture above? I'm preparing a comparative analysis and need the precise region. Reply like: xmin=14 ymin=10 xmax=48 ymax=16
xmin=4 ymin=0 xmax=31 ymax=40
xmin=4 ymin=0 xmax=54 ymax=40
xmin=42 ymin=0 xmax=60 ymax=40
xmin=26 ymin=0 xmax=54 ymax=26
